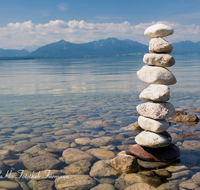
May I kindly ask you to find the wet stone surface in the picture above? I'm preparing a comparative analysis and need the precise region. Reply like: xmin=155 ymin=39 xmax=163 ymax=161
xmin=0 ymin=93 xmax=199 ymax=190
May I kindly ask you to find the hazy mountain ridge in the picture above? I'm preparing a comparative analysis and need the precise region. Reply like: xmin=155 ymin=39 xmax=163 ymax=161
xmin=1 ymin=39 xmax=200 ymax=58
xmin=0 ymin=48 xmax=30 ymax=58
xmin=29 ymin=38 xmax=148 ymax=58
xmin=172 ymin=41 xmax=200 ymax=54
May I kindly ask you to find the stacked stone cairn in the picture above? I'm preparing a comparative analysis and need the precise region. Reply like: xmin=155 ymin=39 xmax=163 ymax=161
xmin=129 ymin=24 xmax=181 ymax=169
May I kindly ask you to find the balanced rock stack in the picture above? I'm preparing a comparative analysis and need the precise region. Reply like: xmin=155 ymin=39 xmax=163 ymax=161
xmin=129 ymin=24 xmax=180 ymax=169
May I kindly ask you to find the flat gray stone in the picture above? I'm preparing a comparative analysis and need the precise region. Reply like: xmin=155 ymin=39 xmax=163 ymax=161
xmin=144 ymin=24 xmax=174 ymax=38
xmin=24 ymin=144 xmax=47 ymax=156
xmin=149 ymin=38 xmax=173 ymax=53
xmin=139 ymin=84 xmax=170 ymax=102
xmin=46 ymin=141 xmax=70 ymax=149
xmin=137 ymin=65 xmax=176 ymax=85
xmin=23 ymin=156 xmax=61 ymax=171
xmin=137 ymin=159 xmax=174 ymax=169
xmin=136 ymin=102 xmax=176 ymax=119
xmin=14 ymin=142 xmax=35 ymax=152
xmin=138 ymin=116 xmax=169 ymax=133
xmin=143 ymin=53 xmax=175 ymax=67
xmin=135 ymin=131 xmax=172 ymax=148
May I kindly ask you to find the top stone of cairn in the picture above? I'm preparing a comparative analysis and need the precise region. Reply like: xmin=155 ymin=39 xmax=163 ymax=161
xmin=144 ymin=24 xmax=174 ymax=38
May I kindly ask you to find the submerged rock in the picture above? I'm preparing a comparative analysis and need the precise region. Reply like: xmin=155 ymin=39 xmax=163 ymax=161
xmin=125 ymin=183 xmax=157 ymax=190
xmin=0 ymin=149 xmax=16 ymax=161
xmin=62 ymin=148 xmax=95 ymax=164
xmin=137 ymin=159 xmax=174 ymax=169
xmin=55 ymin=175 xmax=96 ymax=190
xmin=24 ymin=144 xmax=47 ymax=156
xmin=153 ymin=169 xmax=172 ymax=179
xmin=89 ymin=137 xmax=114 ymax=146
xmin=126 ymin=122 xmax=144 ymax=132
xmin=173 ymin=113 xmax=199 ymax=122
xmin=110 ymin=153 xmax=139 ymax=174
xmin=64 ymin=160 xmax=91 ymax=175
xmin=46 ymin=141 xmax=70 ymax=149
xmin=91 ymin=184 xmax=115 ymax=190
xmin=0 ymin=180 xmax=19 ymax=189
xmin=23 ymin=156 xmax=61 ymax=171
xmin=14 ymin=142 xmax=35 ymax=152
xmin=179 ymin=179 xmax=199 ymax=189
xmin=87 ymin=148 xmax=115 ymax=159
xmin=192 ymin=172 xmax=200 ymax=185
xmin=75 ymin=137 xmax=91 ymax=145
xmin=90 ymin=160 xmax=117 ymax=178
xmin=115 ymin=173 xmax=162 ymax=189
xmin=34 ymin=180 xmax=54 ymax=190
xmin=182 ymin=140 xmax=200 ymax=150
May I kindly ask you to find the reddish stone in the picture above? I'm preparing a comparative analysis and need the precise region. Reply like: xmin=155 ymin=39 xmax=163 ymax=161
xmin=129 ymin=143 xmax=180 ymax=162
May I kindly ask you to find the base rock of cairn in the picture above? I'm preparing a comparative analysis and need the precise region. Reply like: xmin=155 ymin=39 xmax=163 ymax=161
xmin=129 ymin=23 xmax=180 ymax=168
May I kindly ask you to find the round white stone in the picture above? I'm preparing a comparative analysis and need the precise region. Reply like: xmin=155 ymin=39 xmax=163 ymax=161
xmin=149 ymin=38 xmax=173 ymax=53
xmin=143 ymin=53 xmax=175 ymax=67
xmin=136 ymin=102 xmax=176 ymax=119
xmin=137 ymin=65 xmax=176 ymax=85
xmin=139 ymin=84 xmax=170 ymax=102
xmin=138 ymin=116 xmax=170 ymax=133
xmin=144 ymin=24 xmax=174 ymax=38
xmin=135 ymin=131 xmax=172 ymax=148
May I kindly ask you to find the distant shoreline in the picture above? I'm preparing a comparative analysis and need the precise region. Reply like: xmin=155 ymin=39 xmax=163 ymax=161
xmin=0 ymin=53 xmax=146 ymax=61
xmin=1 ymin=52 xmax=200 ymax=61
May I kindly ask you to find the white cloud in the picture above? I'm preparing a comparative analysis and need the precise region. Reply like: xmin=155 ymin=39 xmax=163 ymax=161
xmin=1 ymin=20 xmax=200 ymax=49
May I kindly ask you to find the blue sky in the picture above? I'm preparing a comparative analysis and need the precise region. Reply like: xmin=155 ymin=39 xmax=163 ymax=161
xmin=1 ymin=0 xmax=200 ymax=50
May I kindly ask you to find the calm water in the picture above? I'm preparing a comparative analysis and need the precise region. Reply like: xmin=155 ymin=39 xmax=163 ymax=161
xmin=0 ymin=55 xmax=200 ymax=189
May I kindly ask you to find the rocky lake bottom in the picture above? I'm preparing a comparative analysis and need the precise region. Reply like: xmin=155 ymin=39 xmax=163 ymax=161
xmin=0 ymin=92 xmax=199 ymax=190
xmin=0 ymin=55 xmax=200 ymax=189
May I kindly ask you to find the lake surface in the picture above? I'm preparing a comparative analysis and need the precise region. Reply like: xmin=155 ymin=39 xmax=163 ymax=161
xmin=0 ymin=55 xmax=200 ymax=189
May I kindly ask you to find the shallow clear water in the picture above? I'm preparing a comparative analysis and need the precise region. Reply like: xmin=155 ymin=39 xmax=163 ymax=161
xmin=0 ymin=55 xmax=200 ymax=189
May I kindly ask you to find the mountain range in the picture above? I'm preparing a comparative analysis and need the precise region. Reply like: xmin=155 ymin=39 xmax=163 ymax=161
xmin=1 ymin=38 xmax=200 ymax=59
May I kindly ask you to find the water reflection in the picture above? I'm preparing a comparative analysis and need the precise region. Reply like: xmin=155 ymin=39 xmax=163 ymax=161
xmin=0 ymin=56 xmax=145 ymax=95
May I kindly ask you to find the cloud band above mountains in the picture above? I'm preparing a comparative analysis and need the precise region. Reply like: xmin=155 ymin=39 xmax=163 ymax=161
xmin=0 ymin=20 xmax=200 ymax=50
